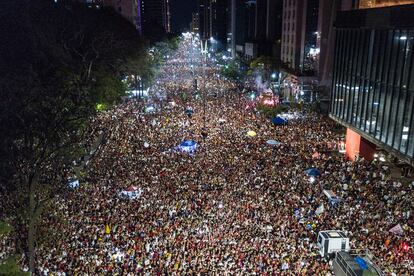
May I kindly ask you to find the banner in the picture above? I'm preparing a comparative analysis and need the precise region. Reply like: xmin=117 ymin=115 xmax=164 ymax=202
xmin=389 ymin=224 xmax=404 ymax=235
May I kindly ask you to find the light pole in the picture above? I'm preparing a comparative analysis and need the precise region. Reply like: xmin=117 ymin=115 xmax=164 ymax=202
xmin=201 ymin=39 xmax=208 ymax=141
xmin=209 ymin=37 xmax=215 ymax=52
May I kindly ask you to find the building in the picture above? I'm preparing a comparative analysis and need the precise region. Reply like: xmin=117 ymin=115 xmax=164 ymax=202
xmin=94 ymin=0 xmax=171 ymax=35
xmin=330 ymin=4 xmax=414 ymax=164
xmin=198 ymin=0 xmax=228 ymax=50
xmin=244 ymin=1 xmax=257 ymax=44
xmin=281 ymin=0 xmax=320 ymax=73
xmin=281 ymin=0 xmax=321 ymax=72
xmin=266 ymin=0 xmax=284 ymax=59
xmin=190 ymin=12 xmax=200 ymax=33
xmin=281 ymin=0 xmax=304 ymax=70
xmin=199 ymin=0 xmax=211 ymax=40
xmin=211 ymin=0 xmax=228 ymax=49
xmin=316 ymin=0 xmax=366 ymax=101
xmin=340 ymin=0 xmax=360 ymax=10
xmin=228 ymin=0 xmax=254 ymax=57
xmin=303 ymin=0 xmax=319 ymax=73
xmin=254 ymin=0 xmax=284 ymax=59
xmin=280 ymin=0 xmax=311 ymax=101
xmin=317 ymin=0 xmax=340 ymax=88
xmin=228 ymin=0 xmax=282 ymax=59
xmin=255 ymin=0 xmax=267 ymax=40
xmin=141 ymin=0 xmax=171 ymax=34
xmin=101 ymin=0 xmax=143 ymax=34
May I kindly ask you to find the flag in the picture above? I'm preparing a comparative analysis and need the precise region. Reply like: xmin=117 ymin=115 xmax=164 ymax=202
xmin=105 ymin=224 xmax=111 ymax=235
xmin=315 ymin=203 xmax=324 ymax=215
xmin=389 ymin=224 xmax=404 ymax=235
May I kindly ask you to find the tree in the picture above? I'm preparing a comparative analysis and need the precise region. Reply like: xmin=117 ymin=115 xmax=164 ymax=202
xmin=0 ymin=0 xmax=154 ymax=273
xmin=249 ymin=56 xmax=285 ymax=82
xmin=0 ymin=256 xmax=29 ymax=276
xmin=221 ymin=59 xmax=243 ymax=81
xmin=256 ymin=103 xmax=289 ymax=119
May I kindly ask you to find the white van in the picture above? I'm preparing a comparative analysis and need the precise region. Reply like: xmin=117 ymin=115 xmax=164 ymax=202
xmin=317 ymin=230 xmax=350 ymax=258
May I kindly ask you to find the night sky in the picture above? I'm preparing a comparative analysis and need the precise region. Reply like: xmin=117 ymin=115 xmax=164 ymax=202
xmin=170 ymin=0 xmax=197 ymax=33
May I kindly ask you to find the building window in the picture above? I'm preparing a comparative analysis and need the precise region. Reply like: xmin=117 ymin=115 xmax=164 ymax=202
xmin=331 ymin=25 xmax=414 ymax=160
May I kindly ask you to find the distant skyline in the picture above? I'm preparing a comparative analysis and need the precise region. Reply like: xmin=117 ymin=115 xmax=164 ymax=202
xmin=170 ymin=0 xmax=197 ymax=33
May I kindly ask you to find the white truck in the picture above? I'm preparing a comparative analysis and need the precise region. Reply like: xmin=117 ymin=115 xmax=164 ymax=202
xmin=317 ymin=230 xmax=350 ymax=258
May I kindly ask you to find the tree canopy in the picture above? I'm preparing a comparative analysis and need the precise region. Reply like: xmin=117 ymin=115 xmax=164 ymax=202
xmin=0 ymin=0 xmax=156 ymax=272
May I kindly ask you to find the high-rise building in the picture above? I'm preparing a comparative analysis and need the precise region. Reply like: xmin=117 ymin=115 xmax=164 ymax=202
xmin=228 ymin=0 xmax=252 ymax=57
xmin=250 ymin=0 xmax=283 ymax=58
xmin=190 ymin=12 xmax=200 ymax=33
xmin=245 ymin=1 xmax=257 ymax=41
xmin=266 ymin=0 xmax=283 ymax=44
xmin=228 ymin=0 xmax=282 ymax=59
xmin=141 ymin=0 xmax=171 ymax=34
xmin=316 ymin=0 xmax=342 ymax=91
xmin=165 ymin=0 xmax=171 ymax=33
xmin=317 ymin=0 xmax=367 ymax=90
xmin=102 ymin=0 xmax=143 ymax=34
xmin=280 ymin=0 xmax=347 ymax=103
xmin=100 ymin=0 xmax=170 ymax=35
xmin=198 ymin=0 xmax=207 ymax=38
xmin=200 ymin=0 xmax=214 ymax=39
xmin=198 ymin=0 xmax=228 ymax=50
xmin=255 ymin=0 xmax=267 ymax=40
xmin=280 ymin=0 xmax=321 ymax=72
xmin=330 ymin=4 xmax=414 ymax=164
xmin=281 ymin=0 xmax=306 ymax=70
xmin=211 ymin=0 xmax=228 ymax=48
xmin=303 ymin=0 xmax=319 ymax=73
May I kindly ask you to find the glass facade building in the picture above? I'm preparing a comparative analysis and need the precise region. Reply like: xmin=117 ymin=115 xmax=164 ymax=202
xmin=359 ymin=0 xmax=414 ymax=9
xmin=330 ymin=5 xmax=414 ymax=163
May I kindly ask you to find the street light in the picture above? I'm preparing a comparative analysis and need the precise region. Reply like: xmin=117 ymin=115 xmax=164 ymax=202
xmin=209 ymin=37 xmax=217 ymax=52
xmin=200 ymin=39 xmax=208 ymax=141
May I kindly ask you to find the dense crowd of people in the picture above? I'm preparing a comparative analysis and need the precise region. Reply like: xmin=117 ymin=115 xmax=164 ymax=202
xmin=1 ymin=34 xmax=413 ymax=275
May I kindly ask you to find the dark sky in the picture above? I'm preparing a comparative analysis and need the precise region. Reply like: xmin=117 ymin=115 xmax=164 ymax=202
xmin=170 ymin=0 xmax=197 ymax=33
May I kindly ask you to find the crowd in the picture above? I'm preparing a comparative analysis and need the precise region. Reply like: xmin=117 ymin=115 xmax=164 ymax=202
xmin=2 ymin=34 xmax=413 ymax=275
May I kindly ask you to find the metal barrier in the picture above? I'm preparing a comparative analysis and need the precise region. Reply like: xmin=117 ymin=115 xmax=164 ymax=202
xmin=333 ymin=249 xmax=384 ymax=276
